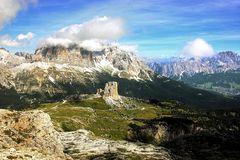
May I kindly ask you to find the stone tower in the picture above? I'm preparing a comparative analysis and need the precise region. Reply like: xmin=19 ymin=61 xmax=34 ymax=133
xmin=103 ymin=82 xmax=119 ymax=100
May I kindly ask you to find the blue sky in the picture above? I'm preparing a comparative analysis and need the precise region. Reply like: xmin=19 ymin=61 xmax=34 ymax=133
xmin=0 ymin=0 xmax=240 ymax=57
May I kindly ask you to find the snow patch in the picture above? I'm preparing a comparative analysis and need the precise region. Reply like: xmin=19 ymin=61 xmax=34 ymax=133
xmin=48 ymin=76 xmax=55 ymax=84
xmin=14 ymin=62 xmax=50 ymax=71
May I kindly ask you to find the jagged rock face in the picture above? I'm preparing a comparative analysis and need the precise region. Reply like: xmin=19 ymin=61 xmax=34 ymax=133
xmin=147 ymin=51 xmax=240 ymax=77
xmin=34 ymin=45 xmax=94 ymax=66
xmin=15 ymin=52 xmax=34 ymax=62
xmin=128 ymin=117 xmax=200 ymax=145
xmin=33 ymin=44 xmax=153 ymax=80
xmin=0 ymin=48 xmax=25 ymax=67
xmin=60 ymin=129 xmax=173 ymax=160
xmin=0 ymin=109 xmax=70 ymax=159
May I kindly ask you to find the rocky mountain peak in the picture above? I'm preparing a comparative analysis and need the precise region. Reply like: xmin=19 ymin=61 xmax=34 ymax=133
xmin=0 ymin=48 xmax=10 ymax=57
xmin=0 ymin=48 xmax=26 ymax=66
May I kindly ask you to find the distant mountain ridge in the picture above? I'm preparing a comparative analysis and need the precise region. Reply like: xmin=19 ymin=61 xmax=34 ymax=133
xmin=147 ymin=51 xmax=240 ymax=77
xmin=147 ymin=51 xmax=240 ymax=96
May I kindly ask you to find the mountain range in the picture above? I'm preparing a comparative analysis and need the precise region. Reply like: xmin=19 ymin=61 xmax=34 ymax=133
xmin=147 ymin=51 xmax=240 ymax=96
xmin=0 ymin=45 xmax=239 ymax=109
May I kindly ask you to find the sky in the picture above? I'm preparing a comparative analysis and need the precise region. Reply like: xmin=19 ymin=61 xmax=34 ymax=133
xmin=0 ymin=0 xmax=240 ymax=57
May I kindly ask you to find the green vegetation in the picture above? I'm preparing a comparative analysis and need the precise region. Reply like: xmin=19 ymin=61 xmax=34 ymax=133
xmin=39 ymin=97 xmax=240 ymax=141
xmin=40 ymin=98 xmax=186 ymax=140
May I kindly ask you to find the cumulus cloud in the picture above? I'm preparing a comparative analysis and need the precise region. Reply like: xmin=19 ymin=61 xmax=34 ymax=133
xmin=42 ymin=16 xmax=127 ymax=47
xmin=42 ymin=37 xmax=72 ymax=47
xmin=40 ymin=16 xmax=134 ymax=52
xmin=54 ymin=16 xmax=127 ymax=41
xmin=80 ymin=39 xmax=105 ymax=51
xmin=181 ymin=38 xmax=215 ymax=57
xmin=0 ymin=0 xmax=37 ymax=29
xmin=0 ymin=32 xmax=35 ymax=47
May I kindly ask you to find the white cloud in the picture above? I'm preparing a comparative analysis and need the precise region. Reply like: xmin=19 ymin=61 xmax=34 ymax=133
xmin=43 ymin=16 xmax=127 ymax=46
xmin=0 ymin=32 xmax=35 ymax=47
xmin=112 ymin=42 xmax=138 ymax=53
xmin=181 ymin=38 xmax=215 ymax=57
xmin=41 ymin=37 xmax=72 ymax=47
xmin=40 ymin=16 xmax=136 ymax=52
xmin=0 ymin=0 xmax=37 ymax=29
xmin=80 ymin=39 xmax=105 ymax=51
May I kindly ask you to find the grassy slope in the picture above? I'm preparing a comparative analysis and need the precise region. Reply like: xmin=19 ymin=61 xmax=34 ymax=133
xmin=40 ymin=98 xmax=160 ymax=140
xmin=39 ymin=97 xmax=240 ymax=141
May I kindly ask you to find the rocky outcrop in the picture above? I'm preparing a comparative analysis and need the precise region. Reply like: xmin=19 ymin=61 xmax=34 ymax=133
xmin=97 ymin=81 xmax=122 ymax=107
xmin=60 ymin=129 xmax=173 ymax=160
xmin=128 ymin=117 xmax=200 ymax=145
xmin=0 ymin=109 xmax=70 ymax=159
xmin=104 ymin=81 xmax=119 ymax=100
xmin=97 ymin=81 xmax=120 ymax=100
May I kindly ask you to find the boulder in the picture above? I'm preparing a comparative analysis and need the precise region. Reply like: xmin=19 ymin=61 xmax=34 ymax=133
xmin=0 ymin=109 xmax=71 ymax=159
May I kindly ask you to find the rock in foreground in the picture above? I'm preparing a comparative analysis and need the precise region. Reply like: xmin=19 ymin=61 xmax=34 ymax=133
xmin=0 ymin=109 xmax=70 ymax=160
xmin=60 ymin=129 xmax=173 ymax=160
